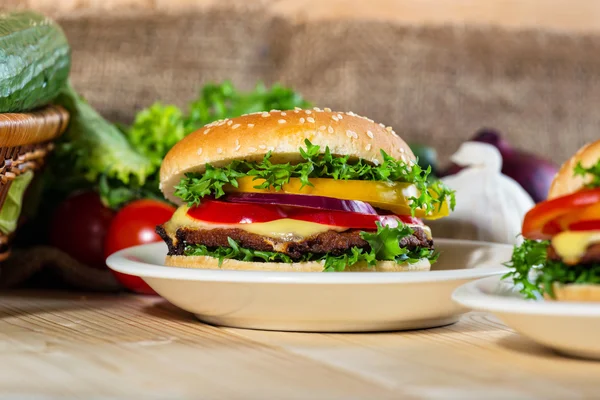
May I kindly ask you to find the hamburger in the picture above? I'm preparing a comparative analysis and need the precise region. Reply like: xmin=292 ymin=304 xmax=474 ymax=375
xmin=155 ymin=107 xmax=455 ymax=272
xmin=505 ymin=139 xmax=600 ymax=300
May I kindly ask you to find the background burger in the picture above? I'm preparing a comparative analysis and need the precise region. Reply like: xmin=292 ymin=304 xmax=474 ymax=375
xmin=156 ymin=107 xmax=455 ymax=272
xmin=505 ymin=139 xmax=600 ymax=300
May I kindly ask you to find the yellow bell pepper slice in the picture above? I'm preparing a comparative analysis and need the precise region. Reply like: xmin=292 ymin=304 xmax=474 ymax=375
xmin=224 ymin=177 xmax=449 ymax=219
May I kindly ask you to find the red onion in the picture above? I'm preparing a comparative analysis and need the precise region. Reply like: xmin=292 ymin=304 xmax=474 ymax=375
xmin=223 ymin=193 xmax=378 ymax=215
xmin=439 ymin=129 xmax=559 ymax=203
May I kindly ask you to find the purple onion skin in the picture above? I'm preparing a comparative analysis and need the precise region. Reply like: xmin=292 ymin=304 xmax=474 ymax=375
xmin=438 ymin=128 xmax=559 ymax=203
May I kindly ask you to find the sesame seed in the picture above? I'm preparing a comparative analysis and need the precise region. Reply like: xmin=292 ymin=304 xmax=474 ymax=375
xmin=232 ymin=124 xmax=241 ymax=129
xmin=305 ymin=110 xmax=312 ymax=114
xmin=203 ymin=128 xmax=211 ymax=135
xmin=400 ymin=148 xmax=405 ymax=153
xmin=332 ymin=116 xmax=339 ymax=122
xmin=235 ymin=139 xmax=240 ymax=146
xmin=319 ymin=125 xmax=326 ymax=131
xmin=324 ymin=107 xmax=332 ymax=112
xmin=365 ymin=144 xmax=372 ymax=151
xmin=259 ymin=144 xmax=267 ymax=150
xmin=337 ymin=114 xmax=343 ymax=119
xmin=281 ymin=112 xmax=287 ymax=116
xmin=217 ymin=148 xmax=223 ymax=154
xmin=248 ymin=147 xmax=257 ymax=153
xmin=234 ymin=145 xmax=241 ymax=152
xmin=197 ymin=148 xmax=203 ymax=155
xmin=386 ymin=126 xmax=393 ymax=132
xmin=247 ymin=123 xmax=254 ymax=128
xmin=300 ymin=118 xmax=305 ymax=124
xmin=307 ymin=117 xmax=315 ymax=123
xmin=367 ymin=130 xmax=374 ymax=139
xmin=270 ymin=109 xmax=280 ymax=113
xmin=328 ymin=126 xmax=334 ymax=133
xmin=262 ymin=112 xmax=270 ymax=117
xmin=346 ymin=130 xmax=357 ymax=139
xmin=313 ymin=107 xmax=322 ymax=112
xmin=373 ymin=159 xmax=380 ymax=166
xmin=379 ymin=123 xmax=385 ymax=128
xmin=367 ymin=118 xmax=374 ymax=123
xmin=227 ymin=120 xmax=233 ymax=126
xmin=347 ymin=111 xmax=356 ymax=116
xmin=294 ymin=107 xmax=302 ymax=111
xmin=294 ymin=110 xmax=300 ymax=113
xmin=278 ymin=119 xmax=286 ymax=124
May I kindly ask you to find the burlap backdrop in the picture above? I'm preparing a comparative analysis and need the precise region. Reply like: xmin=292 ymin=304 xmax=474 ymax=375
xmin=43 ymin=5 xmax=600 ymax=165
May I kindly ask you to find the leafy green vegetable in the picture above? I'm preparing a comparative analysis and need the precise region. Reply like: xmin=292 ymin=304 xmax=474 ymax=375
xmin=184 ymin=81 xmax=312 ymax=133
xmin=503 ymin=238 xmax=600 ymax=299
xmin=52 ymin=81 xmax=153 ymax=187
xmin=0 ymin=171 xmax=34 ymax=235
xmin=184 ymin=223 xmax=436 ymax=272
xmin=126 ymin=103 xmax=186 ymax=169
xmin=574 ymin=160 xmax=600 ymax=189
xmin=175 ymin=139 xmax=456 ymax=216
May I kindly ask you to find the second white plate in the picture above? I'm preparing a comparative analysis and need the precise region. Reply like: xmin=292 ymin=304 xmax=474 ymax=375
xmin=453 ymin=275 xmax=600 ymax=360
xmin=107 ymin=238 xmax=512 ymax=332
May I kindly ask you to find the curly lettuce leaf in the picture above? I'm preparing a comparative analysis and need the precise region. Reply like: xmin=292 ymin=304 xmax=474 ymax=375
xmin=503 ymin=238 xmax=600 ymax=299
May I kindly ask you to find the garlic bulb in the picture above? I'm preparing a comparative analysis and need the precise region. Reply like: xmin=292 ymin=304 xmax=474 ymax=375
xmin=427 ymin=142 xmax=534 ymax=245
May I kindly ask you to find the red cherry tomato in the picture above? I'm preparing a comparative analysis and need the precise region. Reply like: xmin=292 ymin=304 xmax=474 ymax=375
xmin=105 ymin=199 xmax=176 ymax=295
xmin=49 ymin=191 xmax=115 ymax=269
xmin=522 ymin=189 xmax=600 ymax=240
xmin=186 ymin=199 xmax=421 ymax=230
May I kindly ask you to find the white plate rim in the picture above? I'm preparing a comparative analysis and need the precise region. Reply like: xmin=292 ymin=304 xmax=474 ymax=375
xmin=452 ymin=275 xmax=600 ymax=317
xmin=106 ymin=238 xmax=511 ymax=285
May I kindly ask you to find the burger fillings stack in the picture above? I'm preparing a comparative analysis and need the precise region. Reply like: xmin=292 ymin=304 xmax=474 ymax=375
xmin=505 ymin=139 xmax=600 ymax=301
xmin=156 ymin=108 xmax=455 ymax=272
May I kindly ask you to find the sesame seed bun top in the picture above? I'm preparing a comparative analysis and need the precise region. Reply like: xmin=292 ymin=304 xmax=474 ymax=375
xmin=159 ymin=107 xmax=416 ymax=205
xmin=548 ymin=139 xmax=600 ymax=200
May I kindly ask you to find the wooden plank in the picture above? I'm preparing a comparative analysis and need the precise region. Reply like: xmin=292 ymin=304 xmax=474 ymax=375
xmin=2 ymin=290 xmax=600 ymax=398
xmin=226 ymin=312 xmax=600 ymax=399
xmin=0 ymin=291 xmax=401 ymax=399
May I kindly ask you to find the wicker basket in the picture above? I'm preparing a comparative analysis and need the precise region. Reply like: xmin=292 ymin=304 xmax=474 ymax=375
xmin=0 ymin=105 xmax=69 ymax=261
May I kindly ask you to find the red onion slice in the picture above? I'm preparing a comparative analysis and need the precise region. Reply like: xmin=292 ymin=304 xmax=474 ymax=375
xmin=222 ymin=193 xmax=378 ymax=215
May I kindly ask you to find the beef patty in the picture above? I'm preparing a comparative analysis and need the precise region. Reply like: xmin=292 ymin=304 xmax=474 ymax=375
xmin=156 ymin=225 xmax=433 ymax=259
xmin=547 ymin=243 xmax=600 ymax=265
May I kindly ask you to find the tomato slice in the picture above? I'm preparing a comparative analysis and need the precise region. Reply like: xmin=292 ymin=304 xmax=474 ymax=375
xmin=569 ymin=219 xmax=600 ymax=231
xmin=522 ymin=188 xmax=600 ymax=239
xmin=186 ymin=200 xmax=421 ymax=230
xmin=187 ymin=199 xmax=287 ymax=224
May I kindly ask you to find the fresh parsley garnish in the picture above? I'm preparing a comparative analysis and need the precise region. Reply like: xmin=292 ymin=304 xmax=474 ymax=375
xmin=503 ymin=238 xmax=600 ymax=299
xmin=184 ymin=223 xmax=436 ymax=272
xmin=174 ymin=139 xmax=455 ymax=216
xmin=574 ymin=160 xmax=600 ymax=189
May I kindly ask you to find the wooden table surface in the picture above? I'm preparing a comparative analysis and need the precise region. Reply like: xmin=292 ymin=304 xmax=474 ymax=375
xmin=1 ymin=290 xmax=599 ymax=399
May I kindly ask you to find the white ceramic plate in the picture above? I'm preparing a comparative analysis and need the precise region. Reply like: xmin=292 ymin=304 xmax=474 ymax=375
xmin=106 ymin=239 xmax=512 ymax=332
xmin=453 ymin=275 xmax=600 ymax=360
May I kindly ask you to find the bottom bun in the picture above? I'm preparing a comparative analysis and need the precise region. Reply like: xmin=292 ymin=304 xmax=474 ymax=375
xmin=165 ymin=255 xmax=431 ymax=272
xmin=544 ymin=283 xmax=600 ymax=302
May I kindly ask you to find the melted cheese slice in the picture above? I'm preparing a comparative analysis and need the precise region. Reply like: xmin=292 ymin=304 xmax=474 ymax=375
xmin=551 ymin=230 xmax=600 ymax=265
xmin=164 ymin=205 xmax=432 ymax=241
